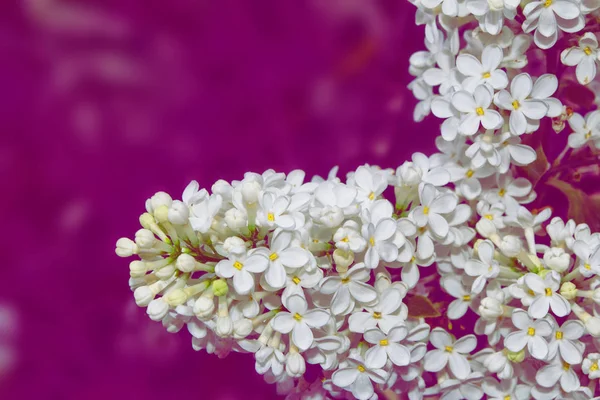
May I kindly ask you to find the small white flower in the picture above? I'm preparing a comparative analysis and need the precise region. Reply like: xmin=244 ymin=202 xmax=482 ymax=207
xmin=482 ymin=377 xmax=531 ymax=400
xmin=423 ymin=328 xmax=477 ymax=379
xmin=571 ymin=239 xmax=600 ymax=277
xmin=566 ymin=111 xmax=600 ymax=149
xmin=561 ymin=32 xmax=599 ymax=85
xmin=452 ymin=85 xmax=504 ymax=136
xmin=456 ymin=45 xmax=509 ymax=91
xmin=352 ymin=165 xmax=389 ymax=205
xmin=411 ymin=184 xmax=458 ymax=240
xmin=348 ymin=286 xmax=405 ymax=333
xmin=215 ymin=252 xmax=268 ymax=295
xmin=485 ymin=175 xmax=534 ymax=214
xmin=529 ymin=74 xmax=563 ymax=118
xmin=493 ymin=73 xmax=549 ymax=135
xmin=331 ymin=355 xmax=388 ymax=400
xmin=524 ymin=271 xmax=571 ymax=318
xmin=504 ymin=309 xmax=552 ymax=359
xmin=582 ymin=353 xmax=600 ymax=379
xmin=363 ymin=325 xmax=412 ymax=367
xmin=334 ymin=222 xmax=367 ymax=253
xmin=465 ymin=240 xmax=500 ymax=294
xmin=310 ymin=181 xmax=358 ymax=228
xmin=423 ymin=50 xmax=463 ymax=95
xmin=271 ymin=295 xmax=330 ymax=351
xmin=441 ymin=275 xmax=476 ymax=319
xmin=547 ymin=319 xmax=585 ymax=364
xmin=467 ymin=0 xmax=520 ymax=35
xmin=535 ymin=356 xmax=580 ymax=393
xmin=320 ymin=263 xmax=378 ymax=315
xmin=255 ymin=231 xmax=311 ymax=289
xmin=439 ymin=373 xmax=485 ymax=400
xmin=522 ymin=0 xmax=584 ymax=49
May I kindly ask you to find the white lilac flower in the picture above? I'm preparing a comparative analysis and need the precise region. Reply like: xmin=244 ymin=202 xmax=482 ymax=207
xmin=319 ymin=263 xmax=377 ymax=315
xmin=454 ymin=162 xmax=495 ymax=200
xmin=438 ymin=372 xmax=485 ymax=400
xmin=522 ymin=0 xmax=584 ymax=49
xmin=502 ymin=34 xmax=533 ymax=69
xmin=441 ymin=275 xmax=476 ymax=319
xmin=409 ymin=78 xmax=434 ymax=122
xmin=465 ymin=240 xmax=500 ymax=294
xmin=423 ymin=327 xmax=476 ymax=379
xmin=467 ymin=0 xmax=520 ymax=35
xmin=333 ymin=221 xmax=367 ymax=253
xmin=420 ymin=0 xmax=461 ymax=17
xmin=547 ymin=319 xmax=585 ymax=364
xmin=270 ymin=294 xmax=330 ymax=351
xmin=310 ymin=181 xmax=358 ymax=228
xmin=504 ymin=309 xmax=552 ymax=359
xmin=257 ymin=192 xmax=310 ymax=231
xmin=215 ymin=251 xmax=268 ymax=295
xmin=361 ymin=201 xmax=399 ymax=269
xmin=582 ymin=353 xmax=600 ymax=379
xmin=452 ymin=85 xmax=504 ymax=136
xmin=431 ymin=93 xmax=463 ymax=141
xmin=410 ymin=152 xmax=452 ymax=187
xmin=348 ymin=286 xmax=405 ymax=333
xmin=456 ymin=45 xmax=509 ymax=91
xmin=331 ymin=355 xmax=388 ymax=400
xmin=571 ymin=239 xmax=600 ymax=277
xmin=411 ymin=184 xmax=458 ymax=240
xmin=422 ymin=50 xmax=463 ymax=95
xmin=566 ymin=111 xmax=600 ymax=149
xmin=482 ymin=377 xmax=531 ymax=400
xmin=496 ymin=132 xmax=538 ymax=172
xmin=352 ymin=165 xmax=388 ymax=205
xmin=529 ymin=74 xmax=562 ymax=118
xmin=561 ymin=32 xmax=599 ymax=85
xmin=493 ymin=73 xmax=549 ymax=135
xmin=485 ymin=175 xmax=534 ymax=214
xmin=523 ymin=271 xmax=571 ymax=318
xmin=535 ymin=356 xmax=580 ymax=393
xmin=255 ymin=230 xmax=311 ymax=289
xmin=363 ymin=325 xmax=412 ymax=367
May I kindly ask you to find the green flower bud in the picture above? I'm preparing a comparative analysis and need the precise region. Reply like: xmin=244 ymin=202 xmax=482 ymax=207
xmin=212 ymin=279 xmax=229 ymax=297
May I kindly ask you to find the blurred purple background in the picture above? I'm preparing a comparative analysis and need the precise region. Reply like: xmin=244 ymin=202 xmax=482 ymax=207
xmin=1 ymin=1 xmax=438 ymax=398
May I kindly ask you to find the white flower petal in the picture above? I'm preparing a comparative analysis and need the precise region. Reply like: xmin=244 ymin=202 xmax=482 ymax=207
xmin=365 ymin=345 xmax=388 ymax=369
xmin=449 ymin=352 xmax=471 ymax=379
xmin=332 ymin=367 xmax=360 ymax=388
xmin=349 ymin=281 xmax=378 ymax=303
xmin=272 ymin=312 xmax=295 ymax=334
xmin=292 ymin=321 xmax=313 ymax=351
xmin=303 ymin=308 xmax=330 ymax=328
xmin=424 ymin=349 xmax=449 ymax=372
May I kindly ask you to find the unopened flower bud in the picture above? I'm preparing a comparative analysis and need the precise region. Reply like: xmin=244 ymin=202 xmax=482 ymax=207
xmin=155 ymin=264 xmax=176 ymax=280
xmin=476 ymin=218 xmax=497 ymax=238
xmin=146 ymin=191 xmax=172 ymax=213
xmin=129 ymin=260 xmax=147 ymax=278
xmin=593 ymin=288 xmax=600 ymax=305
xmin=135 ymin=229 xmax=156 ymax=249
xmin=560 ymin=282 xmax=577 ymax=300
xmin=233 ymin=318 xmax=253 ymax=339
xmin=194 ymin=291 xmax=215 ymax=319
xmin=168 ymin=200 xmax=189 ymax=225
xmin=241 ymin=180 xmax=261 ymax=204
xmin=396 ymin=162 xmax=422 ymax=187
xmin=116 ymin=238 xmax=137 ymax=257
xmin=176 ymin=253 xmax=197 ymax=273
xmin=374 ymin=272 xmax=392 ymax=293
xmin=586 ymin=317 xmax=600 ymax=337
xmin=223 ymin=236 xmax=247 ymax=255
xmin=224 ymin=208 xmax=248 ymax=231
xmin=479 ymin=297 xmax=503 ymax=320
xmin=499 ymin=235 xmax=522 ymax=258
xmin=164 ymin=288 xmax=187 ymax=307
xmin=543 ymin=247 xmax=571 ymax=273
xmin=139 ymin=213 xmax=156 ymax=230
xmin=286 ymin=351 xmax=306 ymax=377
xmin=216 ymin=316 xmax=233 ymax=337
xmin=153 ymin=205 xmax=170 ymax=224
xmin=333 ymin=249 xmax=354 ymax=271
xmin=147 ymin=298 xmax=169 ymax=321
xmin=133 ymin=280 xmax=168 ymax=307
xmin=212 ymin=279 xmax=229 ymax=297
xmin=507 ymin=349 xmax=525 ymax=363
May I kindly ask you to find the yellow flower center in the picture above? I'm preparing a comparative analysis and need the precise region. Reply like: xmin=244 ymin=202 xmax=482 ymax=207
xmin=585 ymin=263 xmax=592 ymax=270
xmin=545 ymin=288 xmax=552 ymax=296
xmin=368 ymin=192 xmax=375 ymax=201
xmin=357 ymin=365 xmax=366 ymax=372
xmin=292 ymin=276 xmax=301 ymax=285
xmin=269 ymin=253 xmax=279 ymax=261
xmin=498 ymin=188 xmax=506 ymax=197
xmin=463 ymin=295 xmax=471 ymax=301
xmin=482 ymin=72 xmax=491 ymax=78
xmin=445 ymin=346 xmax=454 ymax=353
xmin=423 ymin=206 xmax=430 ymax=215
xmin=476 ymin=107 xmax=485 ymax=116
xmin=466 ymin=169 xmax=474 ymax=178
xmin=504 ymin=396 xmax=511 ymax=400
xmin=293 ymin=312 xmax=303 ymax=321
xmin=341 ymin=237 xmax=349 ymax=243
xmin=484 ymin=214 xmax=494 ymax=220
xmin=341 ymin=277 xmax=350 ymax=284
xmin=379 ymin=339 xmax=389 ymax=346
xmin=585 ymin=132 xmax=592 ymax=140
xmin=555 ymin=331 xmax=563 ymax=340
xmin=527 ymin=289 xmax=535 ymax=296
xmin=512 ymin=100 xmax=521 ymax=110
xmin=527 ymin=327 xmax=536 ymax=336
xmin=233 ymin=261 xmax=243 ymax=270
xmin=563 ymin=362 xmax=570 ymax=371
xmin=373 ymin=311 xmax=382 ymax=319
xmin=369 ymin=237 xmax=375 ymax=247
xmin=544 ymin=0 xmax=552 ymax=6
xmin=584 ymin=46 xmax=593 ymax=56
xmin=591 ymin=362 xmax=599 ymax=371
xmin=267 ymin=212 xmax=275 ymax=222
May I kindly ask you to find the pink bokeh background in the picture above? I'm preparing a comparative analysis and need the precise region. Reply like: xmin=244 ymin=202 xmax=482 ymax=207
xmin=1 ymin=1 xmax=439 ymax=398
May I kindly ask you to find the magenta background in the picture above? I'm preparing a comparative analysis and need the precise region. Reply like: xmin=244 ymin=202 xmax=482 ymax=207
xmin=1 ymin=1 xmax=438 ymax=399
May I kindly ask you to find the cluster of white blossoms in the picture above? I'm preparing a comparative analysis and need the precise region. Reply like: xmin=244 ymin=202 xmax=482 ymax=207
xmin=115 ymin=1 xmax=600 ymax=399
